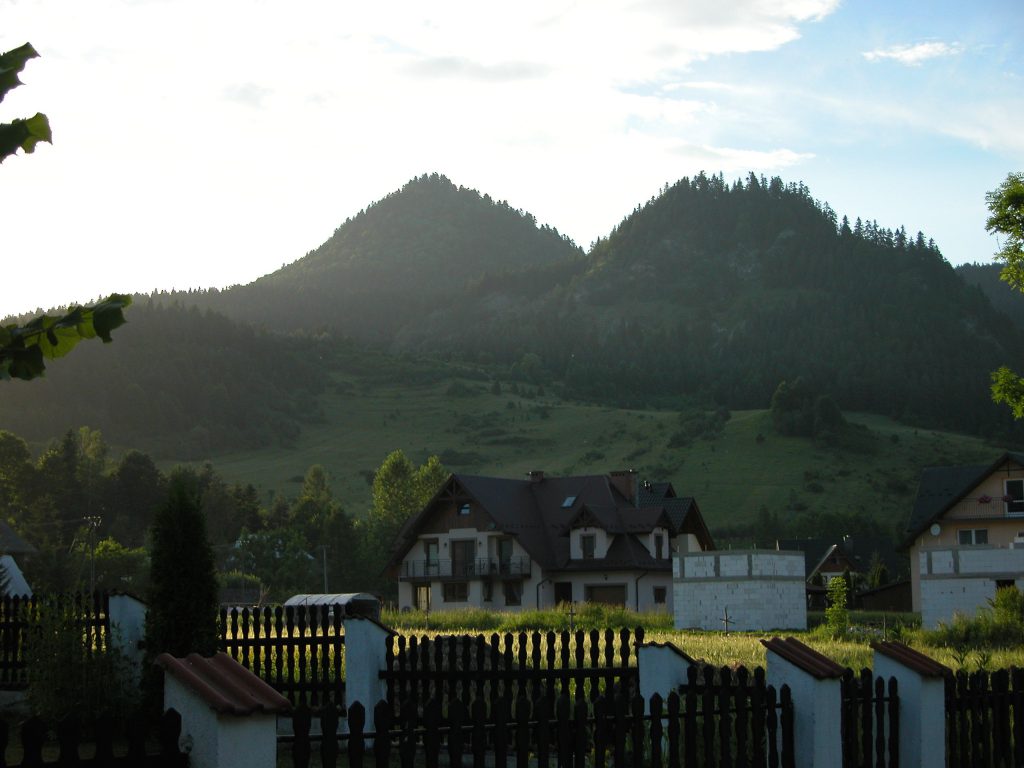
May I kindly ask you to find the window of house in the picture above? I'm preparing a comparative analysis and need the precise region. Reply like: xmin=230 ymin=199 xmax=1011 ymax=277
xmin=1006 ymin=480 xmax=1024 ymax=516
xmin=581 ymin=533 xmax=596 ymax=560
xmin=561 ymin=496 xmax=577 ymax=509
xmin=415 ymin=585 xmax=431 ymax=611
xmin=424 ymin=539 xmax=439 ymax=575
xmin=958 ymin=528 xmax=989 ymax=545
xmin=654 ymin=534 xmax=664 ymax=560
xmin=503 ymin=581 xmax=522 ymax=606
xmin=653 ymin=586 xmax=667 ymax=604
xmin=458 ymin=503 xmax=471 ymax=516
xmin=483 ymin=580 xmax=493 ymax=602
xmin=443 ymin=582 xmax=468 ymax=602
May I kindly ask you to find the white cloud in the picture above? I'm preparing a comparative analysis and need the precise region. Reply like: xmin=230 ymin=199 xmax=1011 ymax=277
xmin=862 ymin=41 xmax=963 ymax=66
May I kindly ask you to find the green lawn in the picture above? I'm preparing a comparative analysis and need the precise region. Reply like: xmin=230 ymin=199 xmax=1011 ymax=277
xmin=195 ymin=371 xmax=998 ymax=531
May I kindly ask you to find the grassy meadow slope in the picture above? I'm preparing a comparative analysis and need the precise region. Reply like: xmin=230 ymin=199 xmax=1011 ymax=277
xmin=203 ymin=363 xmax=999 ymax=538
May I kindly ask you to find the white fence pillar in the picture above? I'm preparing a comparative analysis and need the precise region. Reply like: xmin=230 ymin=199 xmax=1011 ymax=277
xmin=762 ymin=637 xmax=844 ymax=768
xmin=342 ymin=616 xmax=396 ymax=711
xmin=871 ymin=640 xmax=949 ymax=768
xmin=637 ymin=641 xmax=697 ymax=712
xmin=108 ymin=592 xmax=147 ymax=685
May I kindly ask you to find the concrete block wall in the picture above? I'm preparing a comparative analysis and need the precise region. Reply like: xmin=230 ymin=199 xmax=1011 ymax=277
xmin=673 ymin=550 xmax=806 ymax=631
xmin=918 ymin=546 xmax=1024 ymax=627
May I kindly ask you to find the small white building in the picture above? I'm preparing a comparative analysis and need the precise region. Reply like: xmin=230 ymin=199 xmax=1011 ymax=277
xmin=904 ymin=452 xmax=1024 ymax=627
xmin=673 ymin=549 xmax=807 ymax=631
xmin=157 ymin=652 xmax=291 ymax=768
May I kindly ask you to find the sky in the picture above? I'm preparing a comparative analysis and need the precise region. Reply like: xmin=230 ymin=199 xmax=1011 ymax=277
xmin=2 ymin=0 xmax=1022 ymax=316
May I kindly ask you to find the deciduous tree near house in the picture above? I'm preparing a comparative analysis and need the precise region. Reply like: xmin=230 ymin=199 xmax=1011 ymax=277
xmin=988 ymin=172 xmax=1024 ymax=416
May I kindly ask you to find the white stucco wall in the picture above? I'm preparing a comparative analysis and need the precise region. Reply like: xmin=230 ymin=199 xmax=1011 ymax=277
xmin=765 ymin=650 xmax=841 ymax=768
xmin=917 ymin=546 xmax=1024 ymax=627
xmin=164 ymin=670 xmax=279 ymax=768
xmin=873 ymin=654 xmax=945 ymax=768
xmin=673 ymin=550 xmax=806 ymax=631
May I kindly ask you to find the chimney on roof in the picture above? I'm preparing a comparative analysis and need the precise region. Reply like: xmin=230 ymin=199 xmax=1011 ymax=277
xmin=609 ymin=469 xmax=638 ymax=505
xmin=527 ymin=470 xmax=545 ymax=483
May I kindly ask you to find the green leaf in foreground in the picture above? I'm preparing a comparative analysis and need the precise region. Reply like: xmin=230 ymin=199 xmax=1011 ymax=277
xmin=0 ymin=294 xmax=132 ymax=381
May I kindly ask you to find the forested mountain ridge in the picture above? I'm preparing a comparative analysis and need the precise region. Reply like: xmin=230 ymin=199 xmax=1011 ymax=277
xmin=0 ymin=301 xmax=331 ymax=458
xmin=956 ymin=262 xmax=1024 ymax=331
xmin=175 ymin=173 xmax=586 ymax=340
xmin=4 ymin=171 xmax=1024 ymax=465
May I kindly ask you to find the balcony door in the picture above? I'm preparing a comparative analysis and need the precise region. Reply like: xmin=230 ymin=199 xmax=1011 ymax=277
xmin=498 ymin=538 xmax=514 ymax=574
xmin=451 ymin=540 xmax=475 ymax=577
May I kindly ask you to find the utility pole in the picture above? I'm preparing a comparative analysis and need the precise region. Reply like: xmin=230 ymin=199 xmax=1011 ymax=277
xmin=85 ymin=516 xmax=102 ymax=595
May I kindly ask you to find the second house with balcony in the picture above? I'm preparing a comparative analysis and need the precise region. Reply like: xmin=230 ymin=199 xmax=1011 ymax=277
xmin=388 ymin=469 xmax=714 ymax=612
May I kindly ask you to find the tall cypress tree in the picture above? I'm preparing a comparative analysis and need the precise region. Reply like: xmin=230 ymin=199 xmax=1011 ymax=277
xmin=144 ymin=470 xmax=218 ymax=661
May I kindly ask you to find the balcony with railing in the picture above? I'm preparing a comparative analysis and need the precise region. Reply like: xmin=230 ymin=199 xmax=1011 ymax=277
xmin=401 ymin=556 xmax=532 ymax=581
xmin=941 ymin=496 xmax=1024 ymax=521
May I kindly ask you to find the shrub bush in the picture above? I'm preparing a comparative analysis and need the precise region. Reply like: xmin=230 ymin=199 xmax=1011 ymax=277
xmin=25 ymin=596 xmax=139 ymax=721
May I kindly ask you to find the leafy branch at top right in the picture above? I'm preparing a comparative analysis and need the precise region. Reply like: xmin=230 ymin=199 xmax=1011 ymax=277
xmin=988 ymin=172 xmax=1024 ymax=416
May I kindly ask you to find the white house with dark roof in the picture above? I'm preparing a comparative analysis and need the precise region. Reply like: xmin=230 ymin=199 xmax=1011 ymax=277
xmin=388 ymin=470 xmax=714 ymax=612
xmin=904 ymin=451 xmax=1024 ymax=627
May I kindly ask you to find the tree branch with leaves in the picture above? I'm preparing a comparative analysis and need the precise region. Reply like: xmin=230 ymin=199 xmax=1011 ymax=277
xmin=1 ymin=42 xmax=130 ymax=380
xmin=988 ymin=172 xmax=1024 ymax=416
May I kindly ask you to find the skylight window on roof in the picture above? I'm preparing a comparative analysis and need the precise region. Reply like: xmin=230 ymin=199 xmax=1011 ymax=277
xmin=562 ymin=495 xmax=577 ymax=508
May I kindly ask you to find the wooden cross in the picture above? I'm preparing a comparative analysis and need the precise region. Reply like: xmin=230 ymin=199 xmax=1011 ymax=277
xmin=720 ymin=606 xmax=734 ymax=634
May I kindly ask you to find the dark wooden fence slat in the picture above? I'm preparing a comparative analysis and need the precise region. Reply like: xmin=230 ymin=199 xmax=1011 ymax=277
xmin=322 ymin=703 xmax=340 ymax=768
xmin=735 ymin=665 xmax=750 ymax=768
xmin=874 ymin=675 xmax=886 ymax=768
xmin=424 ymin=697 xmax=442 ymax=768
xmin=535 ymin=695 xmax=552 ymax=768
xmin=666 ymin=691 xmax=680 ymax=768
xmin=719 ymin=666 xmax=733 ymax=768
xmin=780 ymin=685 xmax=795 ymax=768
xmin=373 ymin=700 xmax=392 ymax=768
xmin=649 ymin=693 xmax=664 ymax=768
xmin=684 ymin=664 xmax=698 ymax=767
xmin=449 ymin=697 xmax=467 ymax=768
xmin=887 ymin=677 xmax=899 ymax=768
xmin=765 ymin=686 xmax=779 ymax=768
xmin=573 ymin=697 xmax=588 ymax=768
xmin=345 ymin=701 xmax=363 ymax=768
xmin=516 ymin=695 xmax=531 ymax=768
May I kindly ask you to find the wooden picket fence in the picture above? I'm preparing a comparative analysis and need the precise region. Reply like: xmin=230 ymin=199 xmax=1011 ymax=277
xmin=0 ymin=594 xmax=110 ymax=690
xmin=381 ymin=628 xmax=645 ymax=712
xmin=840 ymin=668 xmax=899 ymax=768
xmin=0 ymin=708 xmax=188 ymax=767
xmin=945 ymin=667 xmax=1024 ymax=768
xmin=218 ymin=605 xmax=346 ymax=707
xmin=285 ymin=681 xmax=795 ymax=768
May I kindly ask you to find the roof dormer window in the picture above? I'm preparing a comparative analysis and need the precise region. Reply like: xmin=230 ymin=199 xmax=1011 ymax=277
xmin=562 ymin=496 xmax=577 ymax=509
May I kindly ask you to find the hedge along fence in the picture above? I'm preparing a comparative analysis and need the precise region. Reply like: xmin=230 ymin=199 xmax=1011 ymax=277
xmin=381 ymin=627 xmax=646 ymax=712
xmin=218 ymin=604 xmax=346 ymax=707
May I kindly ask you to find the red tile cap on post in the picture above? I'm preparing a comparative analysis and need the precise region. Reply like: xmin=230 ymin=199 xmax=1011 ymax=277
xmin=870 ymin=641 xmax=951 ymax=678
xmin=760 ymin=637 xmax=845 ymax=680
xmin=156 ymin=651 xmax=292 ymax=716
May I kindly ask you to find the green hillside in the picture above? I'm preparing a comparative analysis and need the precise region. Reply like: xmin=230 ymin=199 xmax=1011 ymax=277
xmin=203 ymin=364 xmax=999 ymax=541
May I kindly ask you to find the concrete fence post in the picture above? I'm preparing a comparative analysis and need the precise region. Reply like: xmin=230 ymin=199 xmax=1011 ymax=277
xmin=107 ymin=592 xmax=147 ymax=685
xmin=637 ymin=641 xmax=697 ymax=712
xmin=342 ymin=616 xmax=396 ymax=712
xmin=762 ymin=637 xmax=845 ymax=768
xmin=871 ymin=640 xmax=949 ymax=768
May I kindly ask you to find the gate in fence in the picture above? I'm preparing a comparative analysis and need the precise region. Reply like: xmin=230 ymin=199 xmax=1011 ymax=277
xmin=284 ymin=682 xmax=795 ymax=768
xmin=380 ymin=627 xmax=644 ymax=712
xmin=218 ymin=604 xmax=346 ymax=707
xmin=840 ymin=668 xmax=899 ymax=768
xmin=945 ymin=667 xmax=1024 ymax=768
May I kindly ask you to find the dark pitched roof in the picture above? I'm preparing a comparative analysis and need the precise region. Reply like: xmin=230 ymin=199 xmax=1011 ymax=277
xmin=0 ymin=521 xmax=35 ymax=555
xmin=903 ymin=451 xmax=1024 ymax=548
xmin=155 ymin=652 xmax=292 ymax=715
xmin=391 ymin=471 xmax=712 ymax=571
